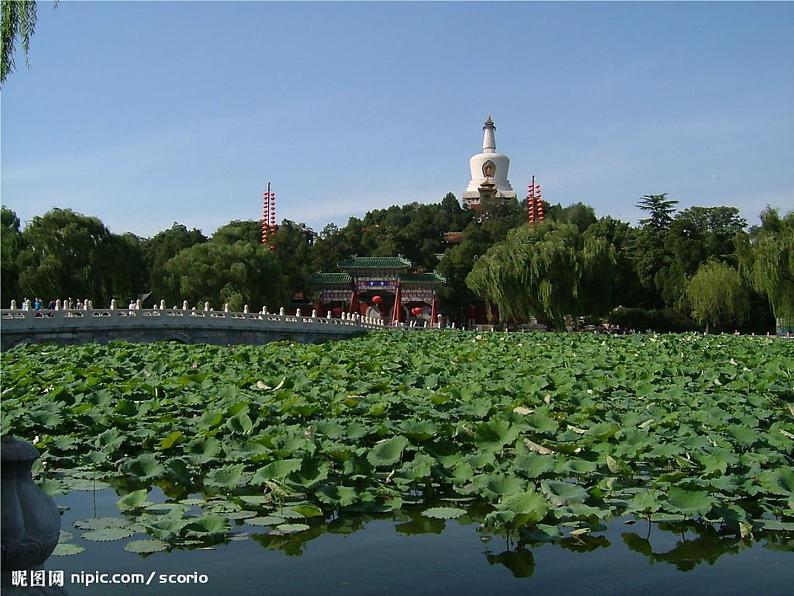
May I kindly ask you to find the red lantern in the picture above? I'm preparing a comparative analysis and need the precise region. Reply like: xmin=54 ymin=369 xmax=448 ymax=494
xmin=372 ymin=295 xmax=383 ymax=304
xmin=411 ymin=307 xmax=423 ymax=317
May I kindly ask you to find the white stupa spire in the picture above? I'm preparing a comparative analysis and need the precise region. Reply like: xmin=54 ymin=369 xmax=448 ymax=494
xmin=463 ymin=115 xmax=516 ymax=204
xmin=482 ymin=115 xmax=496 ymax=154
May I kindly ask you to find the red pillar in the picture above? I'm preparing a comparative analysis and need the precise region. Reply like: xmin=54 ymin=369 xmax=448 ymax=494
xmin=430 ymin=294 xmax=438 ymax=326
xmin=392 ymin=285 xmax=401 ymax=324
xmin=349 ymin=290 xmax=359 ymax=315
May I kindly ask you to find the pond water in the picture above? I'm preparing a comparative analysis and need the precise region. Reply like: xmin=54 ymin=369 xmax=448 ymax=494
xmin=23 ymin=489 xmax=794 ymax=595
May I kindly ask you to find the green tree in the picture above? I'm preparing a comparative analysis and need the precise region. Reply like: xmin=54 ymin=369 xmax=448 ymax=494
xmin=546 ymin=202 xmax=597 ymax=232
xmin=1 ymin=0 xmax=41 ymax=84
xmin=738 ymin=208 xmax=794 ymax=329
xmin=666 ymin=206 xmax=746 ymax=270
xmin=1 ymin=205 xmax=25 ymax=303
xmin=212 ymin=219 xmax=260 ymax=245
xmin=479 ymin=196 xmax=524 ymax=225
xmin=630 ymin=193 xmax=678 ymax=304
xmin=161 ymin=219 xmax=287 ymax=310
xmin=638 ymin=193 xmax=678 ymax=230
xmin=272 ymin=219 xmax=316 ymax=299
xmin=16 ymin=208 xmax=140 ymax=306
xmin=655 ymin=206 xmax=747 ymax=309
xmin=583 ymin=216 xmax=644 ymax=312
xmin=102 ymin=232 xmax=147 ymax=302
xmin=465 ymin=221 xmax=616 ymax=327
xmin=161 ymin=239 xmax=286 ymax=312
xmin=685 ymin=260 xmax=748 ymax=333
xmin=312 ymin=193 xmax=474 ymax=277
xmin=143 ymin=222 xmax=207 ymax=304
xmin=437 ymin=210 xmax=518 ymax=318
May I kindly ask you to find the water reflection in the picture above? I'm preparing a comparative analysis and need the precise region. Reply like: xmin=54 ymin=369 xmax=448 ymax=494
xmin=53 ymin=487 xmax=794 ymax=587
xmin=241 ymin=507 xmax=767 ymax=578
xmin=622 ymin=521 xmax=745 ymax=572
xmin=485 ymin=547 xmax=535 ymax=578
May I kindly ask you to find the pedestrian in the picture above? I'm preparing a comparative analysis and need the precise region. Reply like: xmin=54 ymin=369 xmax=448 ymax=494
xmin=76 ymin=299 xmax=84 ymax=310
xmin=48 ymin=299 xmax=56 ymax=310
xmin=34 ymin=297 xmax=42 ymax=311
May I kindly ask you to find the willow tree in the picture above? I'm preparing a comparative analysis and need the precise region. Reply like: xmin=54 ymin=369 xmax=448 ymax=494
xmin=465 ymin=221 xmax=616 ymax=327
xmin=2 ymin=0 xmax=39 ymax=84
xmin=739 ymin=208 xmax=794 ymax=329
xmin=685 ymin=260 xmax=748 ymax=333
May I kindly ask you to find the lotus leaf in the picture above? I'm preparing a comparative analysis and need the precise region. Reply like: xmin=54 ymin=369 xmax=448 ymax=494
xmin=205 ymin=464 xmax=245 ymax=489
xmin=666 ymin=487 xmax=716 ymax=517
xmin=123 ymin=539 xmax=169 ymax=554
xmin=475 ymin=419 xmax=520 ymax=451
xmin=117 ymin=489 xmax=152 ymax=511
xmin=184 ymin=514 xmax=229 ymax=537
xmin=422 ymin=507 xmax=466 ymax=519
xmin=121 ymin=453 xmax=165 ymax=482
xmin=274 ymin=523 xmax=310 ymax=534
xmin=253 ymin=459 xmax=303 ymax=482
xmin=3 ymin=332 xmax=793 ymax=543
xmin=759 ymin=468 xmax=794 ymax=497
xmin=248 ymin=516 xmax=286 ymax=527
xmin=82 ymin=528 xmax=135 ymax=542
xmin=541 ymin=481 xmax=589 ymax=507
xmin=52 ymin=543 xmax=86 ymax=556
xmin=74 ymin=517 xmax=133 ymax=531
xmin=367 ymin=435 xmax=409 ymax=467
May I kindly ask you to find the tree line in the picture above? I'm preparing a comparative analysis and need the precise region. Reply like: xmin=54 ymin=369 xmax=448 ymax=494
xmin=1 ymin=193 xmax=791 ymax=332
xmin=464 ymin=195 xmax=791 ymax=332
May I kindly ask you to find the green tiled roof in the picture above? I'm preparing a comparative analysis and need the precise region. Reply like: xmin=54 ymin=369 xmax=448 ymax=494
xmin=308 ymin=272 xmax=352 ymax=285
xmin=400 ymin=272 xmax=446 ymax=284
xmin=338 ymin=256 xmax=413 ymax=269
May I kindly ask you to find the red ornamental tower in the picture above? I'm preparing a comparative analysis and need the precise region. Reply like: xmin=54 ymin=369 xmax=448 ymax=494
xmin=527 ymin=176 xmax=544 ymax=225
xmin=261 ymin=183 xmax=277 ymax=250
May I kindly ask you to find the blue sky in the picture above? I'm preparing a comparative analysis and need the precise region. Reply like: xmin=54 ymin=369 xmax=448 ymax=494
xmin=2 ymin=1 xmax=792 ymax=237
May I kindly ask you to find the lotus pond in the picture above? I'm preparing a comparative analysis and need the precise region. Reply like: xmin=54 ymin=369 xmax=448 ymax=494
xmin=1 ymin=331 xmax=793 ymax=593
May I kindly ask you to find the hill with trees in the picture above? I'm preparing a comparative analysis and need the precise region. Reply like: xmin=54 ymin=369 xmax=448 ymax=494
xmin=1 ymin=193 xmax=789 ymax=333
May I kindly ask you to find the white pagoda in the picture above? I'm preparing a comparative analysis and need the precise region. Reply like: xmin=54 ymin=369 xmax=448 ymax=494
xmin=462 ymin=116 xmax=517 ymax=210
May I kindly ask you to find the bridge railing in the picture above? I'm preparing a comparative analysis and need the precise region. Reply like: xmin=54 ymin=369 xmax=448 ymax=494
xmin=0 ymin=307 xmax=388 ymax=330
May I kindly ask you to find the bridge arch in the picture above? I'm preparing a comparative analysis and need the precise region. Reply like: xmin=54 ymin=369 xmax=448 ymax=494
xmin=1 ymin=308 xmax=386 ymax=350
xmin=163 ymin=332 xmax=192 ymax=344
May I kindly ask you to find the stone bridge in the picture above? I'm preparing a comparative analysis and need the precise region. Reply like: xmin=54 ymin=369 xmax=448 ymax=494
xmin=0 ymin=307 xmax=387 ymax=351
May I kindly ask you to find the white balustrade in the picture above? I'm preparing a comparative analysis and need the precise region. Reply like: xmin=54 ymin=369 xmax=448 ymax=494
xmin=1 ymin=296 xmax=457 ymax=346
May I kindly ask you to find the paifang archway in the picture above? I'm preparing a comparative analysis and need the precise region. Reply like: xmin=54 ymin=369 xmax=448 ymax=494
xmin=309 ymin=257 xmax=445 ymax=325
